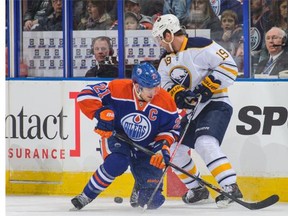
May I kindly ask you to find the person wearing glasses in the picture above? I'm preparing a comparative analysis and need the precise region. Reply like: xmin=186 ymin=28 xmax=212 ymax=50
xmin=255 ymin=27 xmax=288 ymax=77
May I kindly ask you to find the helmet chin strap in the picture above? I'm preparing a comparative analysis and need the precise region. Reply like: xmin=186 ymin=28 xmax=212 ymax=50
xmin=162 ymin=33 xmax=175 ymax=53
xmin=133 ymin=83 xmax=145 ymax=101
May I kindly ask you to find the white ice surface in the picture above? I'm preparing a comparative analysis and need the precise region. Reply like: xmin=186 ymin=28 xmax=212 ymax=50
xmin=6 ymin=195 xmax=288 ymax=216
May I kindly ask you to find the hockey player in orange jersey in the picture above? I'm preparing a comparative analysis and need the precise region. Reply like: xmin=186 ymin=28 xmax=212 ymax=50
xmin=71 ymin=62 xmax=181 ymax=210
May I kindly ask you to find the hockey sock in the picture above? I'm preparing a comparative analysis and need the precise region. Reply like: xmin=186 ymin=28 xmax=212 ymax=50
xmin=83 ymin=153 xmax=129 ymax=199
xmin=171 ymin=144 xmax=201 ymax=189
xmin=195 ymin=135 xmax=237 ymax=187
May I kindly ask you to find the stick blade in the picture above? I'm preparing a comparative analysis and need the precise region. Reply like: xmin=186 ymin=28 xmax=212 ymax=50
xmin=242 ymin=194 xmax=279 ymax=210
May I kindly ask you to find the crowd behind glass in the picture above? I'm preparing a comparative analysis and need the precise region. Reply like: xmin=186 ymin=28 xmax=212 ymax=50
xmin=6 ymin=0 xmax=288 ymax=78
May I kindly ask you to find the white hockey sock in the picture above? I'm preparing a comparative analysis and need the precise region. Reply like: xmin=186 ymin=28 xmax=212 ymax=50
xmin=170 ymin=144 xmax=201 ymax=189
xmin=195 ymin=135 xmax=237 ymax=187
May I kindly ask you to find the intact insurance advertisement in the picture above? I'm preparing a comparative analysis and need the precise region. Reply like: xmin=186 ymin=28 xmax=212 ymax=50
xmin=5 ymin=81 xmax=288 ymax=176
xmin=5 ymin=81 xmax=103 ymax=173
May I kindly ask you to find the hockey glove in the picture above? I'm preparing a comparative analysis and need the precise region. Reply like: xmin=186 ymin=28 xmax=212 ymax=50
xmin=168 ymin=85 xmax=198 ymax=109
xmin=150 ymin=140 xmax=170 ymax=169
xmin=193 ymin=75 xmax=221 ymax=103
xmin=94 ymin=106 xmax=115 ymax=138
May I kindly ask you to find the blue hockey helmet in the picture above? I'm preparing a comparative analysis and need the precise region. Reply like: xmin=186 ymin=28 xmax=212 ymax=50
xmin=132 ymin=62 xmax=161 ymax=88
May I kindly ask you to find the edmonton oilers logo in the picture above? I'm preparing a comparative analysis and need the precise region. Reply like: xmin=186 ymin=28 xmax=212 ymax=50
xmin=121 ymin=113 xmax=151 ymax=141
xmin=250 ymin=27 xmax=261 ymax=51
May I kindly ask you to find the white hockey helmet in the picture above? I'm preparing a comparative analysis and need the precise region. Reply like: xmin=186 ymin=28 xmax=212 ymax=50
xmin=152 ymin=14 xmax=181 ymax=42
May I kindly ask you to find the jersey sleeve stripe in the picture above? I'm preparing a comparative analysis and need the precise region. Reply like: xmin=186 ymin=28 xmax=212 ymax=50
xmin=214 ymin=69 xmax=236 ymax=81
xmin=219 ymin=65 xmax=238 ymax=77
xmin=77 ymin=95 xmax=101 ymax=102
xmin=155 ymin=132 xmax=176 ymax=146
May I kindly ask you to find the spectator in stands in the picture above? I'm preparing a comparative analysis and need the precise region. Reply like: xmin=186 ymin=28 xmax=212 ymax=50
xmin=77 ymin=0 xmax=113 ymax=30
xmin=110 ymin=0 xmax=153 ymax=30
xmin=255 ymin=27 xmax=288 ymax=77
xmin=31 ymin=0 xmax=63 ymax=31
xmin=105 ymin=0 xmax=118 ymax=21
xmin=185 ymin=0 xmax=223 ymax=40
xmin=234 ymin=36 xmax=244 ymax=75
xmin=23 ymin=0 xmax=53 ymax=31
xmin=85 ymin=36 xmax=118 ymax=77
xmin=124 ymin=0 xmax=153 ymax=29
xmin=163 ymin=0 xmax=243 ymax=26
xmin=110 ymin=12 xmax=146 ymax=30
xmin=210 ymin=0 xmax=243 ymax=24
xmin=270 ymin=0 xmax=288 ymax=34
xmin=258 ymin=0 xmax=288 ymax=62
xmin=217 ymin=10 xmax=243 ymax=56
xmin=73 ymin=0 xmax=88 ymax=30
xmin=163 ymin=0 xmax=190 ymax=25
xmin=141 ymin=0 xmax=164 ymax=23
xmin=250 ymin=0 xmax=271 ymax=64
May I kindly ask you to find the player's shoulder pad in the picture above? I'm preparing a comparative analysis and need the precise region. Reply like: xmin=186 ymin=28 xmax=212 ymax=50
xmin=153 ymin=88 xmax=177 ymax=112
xmin=109 ymin=79 xmax=133 ymax=99
xmin=187 ymin=37 xmax=213 ymax=48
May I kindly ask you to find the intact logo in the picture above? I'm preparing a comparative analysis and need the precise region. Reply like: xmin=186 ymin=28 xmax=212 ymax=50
xmin=121 ymin=113 xmax=151 ymax=141
xmin=170 ymin=66 xmax=192 ymax=88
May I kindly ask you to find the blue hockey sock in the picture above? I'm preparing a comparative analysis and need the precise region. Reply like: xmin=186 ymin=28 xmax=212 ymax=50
xmin=83 ymin=153 xmax=129 ymax=199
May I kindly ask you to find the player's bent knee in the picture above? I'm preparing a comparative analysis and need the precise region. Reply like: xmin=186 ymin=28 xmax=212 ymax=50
xmin=103 ymin=153 xmax=129 ymax=177
xmin=138 ymin=189 xmax=165 ymax=209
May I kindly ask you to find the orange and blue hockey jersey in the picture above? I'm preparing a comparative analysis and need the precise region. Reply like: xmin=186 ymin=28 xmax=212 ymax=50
xmin=77 ymin=79 xmax=181 ymax=148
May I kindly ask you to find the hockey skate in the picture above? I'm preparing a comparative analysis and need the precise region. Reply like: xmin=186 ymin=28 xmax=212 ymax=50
xmin=130 ymin=184 xmax=140 ymax=208
xmin=182 ymin=186 xmax=210 ymax=204
xmin=71 ymin=193 xmax=92 ymax=210
xmin=215 ymin=183 xmax=243 ymax=208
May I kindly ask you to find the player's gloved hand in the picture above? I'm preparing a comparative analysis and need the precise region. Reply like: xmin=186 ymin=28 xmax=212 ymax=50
xmin=94 ymin=106 xmax=115 ymax=138
xmin=175 ymin=90 xmax=198 ymax=109
xmin=168 ymin=85 xmax=198 ymax=109
xmin=150 ymin=140 xmax=170 ymax=169
xmin=193 ymin=75 xmax=221 ymax=103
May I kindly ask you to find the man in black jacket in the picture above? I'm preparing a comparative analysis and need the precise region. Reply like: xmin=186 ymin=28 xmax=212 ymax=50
xmin=85 ymin=36 xmax=118 ymax=78
xmin=23 ymin=0 xmax=53 ymax=31
xmin=31 ymin=0 xmax=62 ymax=31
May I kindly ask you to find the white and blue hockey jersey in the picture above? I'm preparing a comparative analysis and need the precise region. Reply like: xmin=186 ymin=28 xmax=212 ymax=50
xmin=158 ymin=37 xmax=238 ymax=117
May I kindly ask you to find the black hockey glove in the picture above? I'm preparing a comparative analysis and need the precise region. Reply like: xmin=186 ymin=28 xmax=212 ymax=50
xmin=168 ymin=85 xmax=198 ymax=109
xmin=193 ymin=75 xmax=221 ymax=103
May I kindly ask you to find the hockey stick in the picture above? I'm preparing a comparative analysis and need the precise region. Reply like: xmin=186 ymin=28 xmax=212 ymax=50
xmin=144 ymin=100 xmax=201 ymax=209
xmin=115 ymin=133 xmax=279 ymax=210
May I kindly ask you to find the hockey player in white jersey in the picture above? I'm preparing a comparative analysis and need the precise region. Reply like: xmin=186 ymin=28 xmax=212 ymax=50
xmin=151 ymin=14 xmax=243 ymax=207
